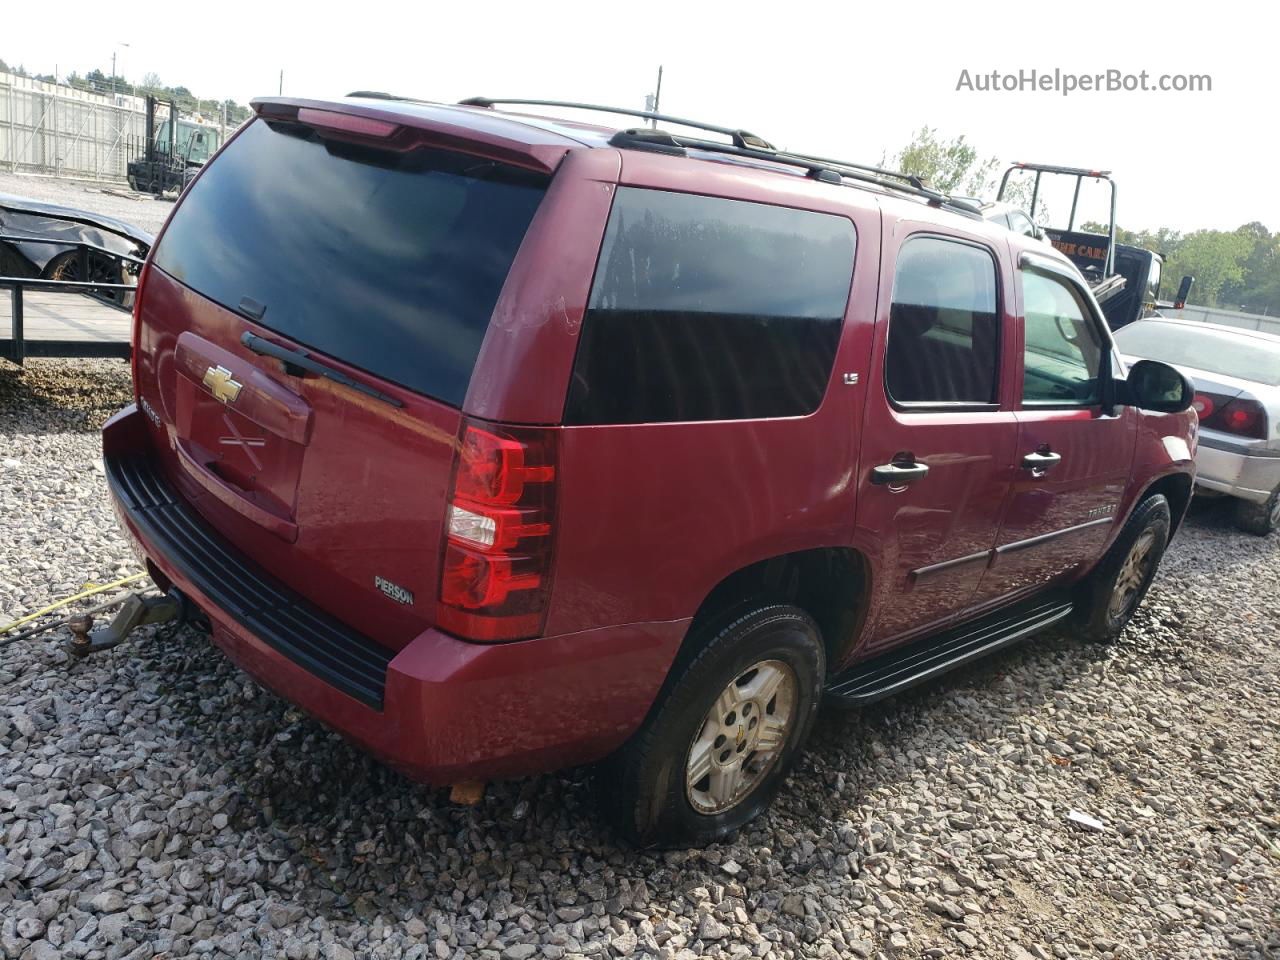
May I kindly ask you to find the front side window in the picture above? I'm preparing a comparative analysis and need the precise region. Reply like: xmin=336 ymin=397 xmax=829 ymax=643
xmin=565 ymin=188 xmax=856 ymax=425
xmin=884 ymin=237 xmax=1000 ymax=405
xmin=1021 ymin=268 xmax=1105 ymax=405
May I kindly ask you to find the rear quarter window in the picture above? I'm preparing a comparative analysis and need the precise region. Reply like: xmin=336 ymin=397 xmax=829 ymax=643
xmin=564 ymin=188 xmax=856 ymax=425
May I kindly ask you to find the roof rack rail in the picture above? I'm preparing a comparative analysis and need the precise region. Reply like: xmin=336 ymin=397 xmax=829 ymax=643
xmin=346 ymin=90 xmax=431 ymax=104
xmin=609 ymin=128 xmax=982 ymax=218
xmin=458 ymin=97 xmax=775 ymax=150
xmin=450 ymin=96 xmax=980 ymax=218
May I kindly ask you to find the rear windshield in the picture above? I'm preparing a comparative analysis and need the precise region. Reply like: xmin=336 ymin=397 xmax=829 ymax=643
xmin=1114 ymin=321 xmax=1280 ymax=387
xmin=153 ymin=118 xmax=548 ymax=406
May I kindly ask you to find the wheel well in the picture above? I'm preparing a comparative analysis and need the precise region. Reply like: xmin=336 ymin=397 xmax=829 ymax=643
xmin=1142 ymin=472 xmax=1194 ymax=536
xmin=679 ymin=548 xmax=867 ymax=675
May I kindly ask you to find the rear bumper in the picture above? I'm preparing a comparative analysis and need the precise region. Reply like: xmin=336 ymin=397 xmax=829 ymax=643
xmin=1196 ymin=437 xmax=1280 ymax=504
xmin=103 ymin=405 xmax=688 ymax=784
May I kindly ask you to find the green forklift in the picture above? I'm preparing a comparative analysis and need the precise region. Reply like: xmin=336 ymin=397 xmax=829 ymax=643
xmin=126 ymin=95 xmax=221 ymax=197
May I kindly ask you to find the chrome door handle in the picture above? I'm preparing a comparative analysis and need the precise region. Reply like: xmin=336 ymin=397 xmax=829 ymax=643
xmin=871 ymin=460 xmax=930 ymax=485
xmin=1021 ymin=450 xmax=1062 ymax=475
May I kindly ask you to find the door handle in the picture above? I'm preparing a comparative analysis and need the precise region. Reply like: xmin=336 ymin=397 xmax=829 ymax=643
xmin=871 ymin=459 xmax=930 ymax=485
xmin=1021 ymin=449 xmax=1062 ymax=476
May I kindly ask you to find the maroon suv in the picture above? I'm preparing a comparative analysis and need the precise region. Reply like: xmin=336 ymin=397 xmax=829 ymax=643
xmin=102 ymin=94 xmax=1197 ymax=845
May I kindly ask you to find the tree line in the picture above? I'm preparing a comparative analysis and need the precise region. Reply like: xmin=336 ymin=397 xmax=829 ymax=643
xmin=887 ymin=126 xmax=1278 ymax=314
xmin=0 ymin=58 xmax=252 ymax=128
xmin=1082 ymin=222 xmax=1277 ymax=315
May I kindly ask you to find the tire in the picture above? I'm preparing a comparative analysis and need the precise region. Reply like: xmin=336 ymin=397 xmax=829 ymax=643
xmin=1076 ymin=494 xmax=1171 ymax=644
xmin=43 ymin=251 xmax=127 ymax=305
xmin=600 ymin=605 xmax=825 ymax=847
xmin=1233 ymin=485 xmax=1280 ymax=536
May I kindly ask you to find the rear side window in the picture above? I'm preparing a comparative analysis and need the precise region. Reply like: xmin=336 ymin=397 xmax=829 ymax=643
xmin=885 ymin=237 xmax=1000 ymax=405
xmin=153 ymin=118 xmax=548 ymax=407
xmin=564 ymin=188 xmax=856 ymax=425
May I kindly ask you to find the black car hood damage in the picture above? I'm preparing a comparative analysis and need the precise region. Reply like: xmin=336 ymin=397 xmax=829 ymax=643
xmin=0 ymin=192 xmax=153 ymax=276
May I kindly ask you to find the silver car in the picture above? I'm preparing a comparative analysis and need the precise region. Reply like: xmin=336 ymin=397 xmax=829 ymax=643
xmin=1113 ymin=318 xmax=1280 ymax=534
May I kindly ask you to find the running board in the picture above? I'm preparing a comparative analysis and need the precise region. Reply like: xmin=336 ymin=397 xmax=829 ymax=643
xmin=826 ymin=591 xmax=1075 ymax=705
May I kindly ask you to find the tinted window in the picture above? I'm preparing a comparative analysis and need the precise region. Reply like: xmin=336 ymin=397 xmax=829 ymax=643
xmin=1022 ymin=268 xmax=1105 ymax=404
xmin=565 ymin=188 xmax=856 ymax=424
xmin=154 ymin=118 xmax=547 ymax=407
xmin=885 ymin=237 xmax=1000 ymax=404
xmin=1115 ymin=321 xmax=1280 ymax=387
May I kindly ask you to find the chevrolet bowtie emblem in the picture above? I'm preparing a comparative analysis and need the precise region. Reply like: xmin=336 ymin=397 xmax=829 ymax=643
xmin=202 ymin=365 xmax=243 ymax=404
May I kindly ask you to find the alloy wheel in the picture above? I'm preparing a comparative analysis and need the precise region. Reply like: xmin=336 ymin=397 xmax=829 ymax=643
xmin=685 ymin=659 xmax=797 ymax=815
xmin=1108 ymin=528 xmax=1157 ymax=621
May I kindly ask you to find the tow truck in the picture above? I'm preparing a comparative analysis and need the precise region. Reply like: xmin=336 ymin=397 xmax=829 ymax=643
xmin=997 ymin=161 xmax=1192 ymax=330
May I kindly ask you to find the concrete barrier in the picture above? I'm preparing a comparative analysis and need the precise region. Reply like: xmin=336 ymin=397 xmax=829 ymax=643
xmin=1168 ymin=304 xmax=1280 ymax=338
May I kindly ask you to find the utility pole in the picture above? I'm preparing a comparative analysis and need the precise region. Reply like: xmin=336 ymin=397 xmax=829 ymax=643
xmin=109 ymin=43 xmax=129 ymax=101
xmin=279 ymin=70 xmax=283 ymax=96
xmin=643 ymin=66 xmax=664 ymax=126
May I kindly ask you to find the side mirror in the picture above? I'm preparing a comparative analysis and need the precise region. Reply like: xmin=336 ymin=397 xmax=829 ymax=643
xmin=1125 ymin=359 xmax=1194 ymax=413
xmin=1174 ymin=275 xmax=1194 ymax=310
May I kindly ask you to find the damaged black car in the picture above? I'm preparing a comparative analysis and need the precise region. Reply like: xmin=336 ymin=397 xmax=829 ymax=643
xmin=0 ymin=193 xmax=152 ymax=305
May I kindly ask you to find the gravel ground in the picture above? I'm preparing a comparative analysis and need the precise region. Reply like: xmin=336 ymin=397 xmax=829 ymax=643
xmin=1 ymin=358 xmax=1278 ymax=960
xmin=0 ymin=172 xmax=172 ymax=237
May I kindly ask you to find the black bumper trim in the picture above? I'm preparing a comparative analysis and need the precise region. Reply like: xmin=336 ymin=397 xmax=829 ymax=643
xmin=107 ymin=452 xmax=392 ymax=709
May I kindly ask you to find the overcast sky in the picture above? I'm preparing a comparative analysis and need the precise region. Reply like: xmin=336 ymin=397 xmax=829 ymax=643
xmin=7 ymin=0 xmax=1276 ymax=234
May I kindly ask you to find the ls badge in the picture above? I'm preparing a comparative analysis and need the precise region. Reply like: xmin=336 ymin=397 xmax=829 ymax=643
xmin=202 ymin=365 xmax=243 ymax=404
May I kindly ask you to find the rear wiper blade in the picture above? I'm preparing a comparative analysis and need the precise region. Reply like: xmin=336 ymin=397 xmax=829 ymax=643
xmin=241 ymin=332 xmax=403 ymax=408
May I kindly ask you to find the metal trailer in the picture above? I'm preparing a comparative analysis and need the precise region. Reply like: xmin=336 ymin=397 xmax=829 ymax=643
xmin=0 ymin=235 xmax=137 ymax=362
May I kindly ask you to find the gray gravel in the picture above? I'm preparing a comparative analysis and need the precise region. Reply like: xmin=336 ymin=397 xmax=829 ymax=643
xmin=0 ymin=172 xmax=173 ymax=237
xmin=2 ymin=357 xmax=1278 ymax=960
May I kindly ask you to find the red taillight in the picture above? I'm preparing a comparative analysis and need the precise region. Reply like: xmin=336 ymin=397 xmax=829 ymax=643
xmin=1218 ymin=399 xmax=1266 ymax=439
xmin=1198 ymin=391 xmax=1267 ymax=440
xmin=454 ymin=426 xmax=554 ymax=505
xmin=438 ymin=419 xmax=556 ymax=642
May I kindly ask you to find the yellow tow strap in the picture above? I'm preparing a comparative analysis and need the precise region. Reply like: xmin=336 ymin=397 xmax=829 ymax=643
xmin=0 ymin=573 xmax=148 ymax=635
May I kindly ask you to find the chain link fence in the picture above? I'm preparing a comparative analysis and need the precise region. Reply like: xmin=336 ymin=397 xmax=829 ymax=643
xmin=0 ymin=71 xmax=147 ymax=181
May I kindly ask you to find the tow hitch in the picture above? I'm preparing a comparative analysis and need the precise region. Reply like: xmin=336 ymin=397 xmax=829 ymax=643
xmin=65 ymin=589 xmax=187 ymax=657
